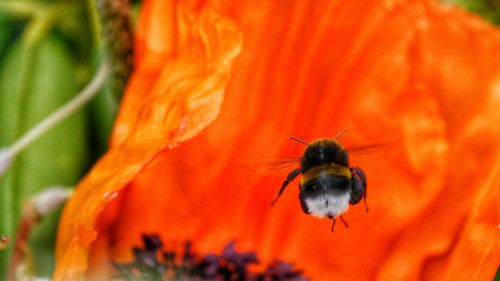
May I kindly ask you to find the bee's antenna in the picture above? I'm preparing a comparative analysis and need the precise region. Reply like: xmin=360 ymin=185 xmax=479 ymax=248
xmin=334 ymin=129 xmax=347 ymax=140
xmin=289 ymin=137 xmax=308 ymax=145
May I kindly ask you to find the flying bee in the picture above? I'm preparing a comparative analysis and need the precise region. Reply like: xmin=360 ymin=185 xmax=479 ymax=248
xmin=271 ymin=130 xmax=368 ymax=232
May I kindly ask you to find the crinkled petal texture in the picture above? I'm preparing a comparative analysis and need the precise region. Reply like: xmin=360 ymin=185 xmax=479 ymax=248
xmin=53 ymin=1 xmax=242 ymax=280
xmin=55 ymin=0 xmax=500 ymax=280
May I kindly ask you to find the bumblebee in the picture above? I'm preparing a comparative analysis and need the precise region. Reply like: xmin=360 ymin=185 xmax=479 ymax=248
xmin=271 ymin=130 xmax=368 ymax=231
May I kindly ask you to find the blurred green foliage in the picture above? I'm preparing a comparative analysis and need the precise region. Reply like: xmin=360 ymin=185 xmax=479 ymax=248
xmin=1 ymin=35 xmax=90 ymax=277
xmin=450 ymin=0 xmax=500 ymax=25
xmin=0 ymin=0 xmax=118 ymax=279
xmin=0 ymin=29 xmax=84 ymax=281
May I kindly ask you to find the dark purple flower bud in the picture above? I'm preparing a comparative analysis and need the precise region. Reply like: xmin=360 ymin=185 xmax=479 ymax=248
xmin=142 ymin=233 xmax=162 ymax=250
xmin=113 ymin=234 xmax=308 ymax=281
xmin=200 ymin=254 xmax=218 ymax=277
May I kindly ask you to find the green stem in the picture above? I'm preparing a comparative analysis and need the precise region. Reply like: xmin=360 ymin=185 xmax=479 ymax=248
xmin=86 ymin=0 xmax=102 ymax=47
xmin=22 ymin=13 xmax=54 ymax=47
xmin=0 ymin=1 xmax=46 ymax=18
xmin=0 ymin=1 xmax=76 ymax=20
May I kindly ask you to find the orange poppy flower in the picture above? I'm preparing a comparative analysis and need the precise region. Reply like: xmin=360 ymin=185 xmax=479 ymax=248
xmin=54 ymin=0 xmax=500 ymax=280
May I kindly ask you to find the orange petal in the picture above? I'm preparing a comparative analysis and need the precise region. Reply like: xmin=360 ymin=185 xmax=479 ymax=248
xmin=53 ymin=0 xmax=242 ymax=280
xmin=102 ymin=0 xmax=500 ymax=280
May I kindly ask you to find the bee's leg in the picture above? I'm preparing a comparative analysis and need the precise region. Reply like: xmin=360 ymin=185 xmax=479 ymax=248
xmin=270 ymin=168 xmax=301 ymax=206
xmin=356 ymin=168 xmax=368 ymax=212
xmin=363 ymin=185 xmax=368 ymax=212
xmin=349 ymin=167 xmax=368 ymax=212
xmin=339 ymin=215 xmax=349 ymax=228
xmin=331 ymin=218 xmax=336 ymax=232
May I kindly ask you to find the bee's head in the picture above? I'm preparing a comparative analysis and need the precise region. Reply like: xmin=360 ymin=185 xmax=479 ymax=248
xmin=300 ymin=139 xmax=349 ymax=171
xmin=299 ymin=176 xmax=351 ymax=218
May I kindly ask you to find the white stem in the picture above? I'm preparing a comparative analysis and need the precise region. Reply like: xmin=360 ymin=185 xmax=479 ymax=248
xmin=32 ymin=186 xmax=73 ymax=217
xmin=0 ymin=149 xmax=12 ymax=175
xmin=0 ymin=61 xmax=110 ymax=176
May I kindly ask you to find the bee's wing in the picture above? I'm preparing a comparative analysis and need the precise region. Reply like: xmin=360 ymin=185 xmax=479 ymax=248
xmin=263 ymin=157 xmax=302 ymax=171
xmin=238 ymin=156 xmax=301 ymax=174
xmin=345 ymin=142 xmax=392 ymax=155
